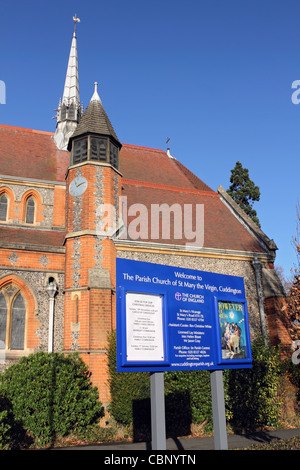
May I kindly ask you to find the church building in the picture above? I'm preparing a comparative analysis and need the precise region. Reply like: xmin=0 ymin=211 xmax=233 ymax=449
xmin=0 ymin=22 xmax=290 ymax=404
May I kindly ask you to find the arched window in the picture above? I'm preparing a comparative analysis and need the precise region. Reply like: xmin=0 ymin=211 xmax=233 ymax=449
xmin=0 ymin=292 xmax=7 ymax=349
xmin=0 ymin=193 xmax=8 ymax=221
xmin=25 ymin=197 xmax=35 ymax=224
xmin=0 ymin=285 xmax=26 ymax=351
xmin=10 ymin=293 xmax=26 ymax=350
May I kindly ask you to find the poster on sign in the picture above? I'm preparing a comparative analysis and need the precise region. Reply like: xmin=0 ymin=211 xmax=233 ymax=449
xmin=125 ymin=292 xmax=165 ymax=363
xmin=116 ymin=258 xmax=252 ymax=372
xmin=215 ymin=299 xmax=251 ymax=364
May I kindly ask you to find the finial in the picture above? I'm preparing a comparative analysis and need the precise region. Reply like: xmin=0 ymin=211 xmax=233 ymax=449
xmin=73 ymin=14 xmax=80 ymax=35
xmin=166 ymin=137 xmax=174 ymax=158
xmin=90 ymin=81 xmax=101 ymax=102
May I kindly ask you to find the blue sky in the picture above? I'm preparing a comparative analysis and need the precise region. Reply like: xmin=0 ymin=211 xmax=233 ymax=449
xmin=1 ymin=0 xmax=300 ymax=280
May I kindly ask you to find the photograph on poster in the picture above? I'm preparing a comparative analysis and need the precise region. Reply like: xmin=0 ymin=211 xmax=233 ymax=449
xmin=218 ymin=301 xmax=248 ymax=360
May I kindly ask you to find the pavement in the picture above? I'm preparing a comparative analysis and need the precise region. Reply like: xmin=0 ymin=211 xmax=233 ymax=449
xmin=55 ymin=427 xmax=300 ymax=451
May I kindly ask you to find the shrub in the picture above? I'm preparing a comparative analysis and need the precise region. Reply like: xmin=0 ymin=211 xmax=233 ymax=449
xmin=165 ymin=370 xmax=213 ymax=429
xmin=0 ymin=352 xmax=103 ymax=445
xmin=282 ymin=356 xmax=300 ymax=403
xmin=107 ymin=330 xmax=150 ymax=425
xmin=107 ymin=331 xmax=213 ymax=432
xmin=0 ymin=394 xmax=13 ymax=449
xmin=108 ymin=331 xmax=284 ymax=434
xmin=225 ymin=337 xmax=282 ymax=431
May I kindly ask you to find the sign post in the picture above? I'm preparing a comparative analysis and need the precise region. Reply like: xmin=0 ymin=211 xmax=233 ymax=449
xmin=210 ymin=370 xmax=228 ymax=450
xmin=116 ymin=259 xmax=253 ymax=450
xmin=150 ymin=372 xmax=166 ymax=450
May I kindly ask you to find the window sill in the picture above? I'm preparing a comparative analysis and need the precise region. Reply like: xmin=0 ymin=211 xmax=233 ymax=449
xmin=1 ymin=349 xmax=35 ymax=360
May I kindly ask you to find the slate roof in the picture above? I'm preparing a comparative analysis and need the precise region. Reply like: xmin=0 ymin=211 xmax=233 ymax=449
xmin=119 ymin=144 xmax=214 ymax=192
xmin=68 ymin=98 xmax=120 ymax=146
xmin=0 ymin=125 xmax=69 ymax=182
xmin=0 ymin=226 xmax=65 ymax=249
xmin=0 ymin=125 xmax=274 ymax=254
xmin=119 ymin=144 xmax=266 ymax=252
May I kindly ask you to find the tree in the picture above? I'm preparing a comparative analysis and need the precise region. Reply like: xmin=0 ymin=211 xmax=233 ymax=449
xmin=287 ymin=274 xmax=300 ymax=341
xmin=227 ymin=161 xmax=261 ymax=227
xmin=286 ymin=201 xmax=300 ymax=341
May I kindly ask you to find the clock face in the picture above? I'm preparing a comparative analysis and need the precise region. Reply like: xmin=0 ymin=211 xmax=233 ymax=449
xmin=69 ymin=176 xmax=88 ymax=197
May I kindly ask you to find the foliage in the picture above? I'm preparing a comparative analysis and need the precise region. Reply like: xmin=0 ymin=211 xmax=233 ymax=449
xmin=107 ymin=331 xmax=213 ymax=434
xmin=283 ymin=358 xmax=300 ymax=403
xmin=0 ymin=394 xmax=13 ymax=449
xmin=164 ymin=370 xmax=213 ymax=429
xmin=225 ymin=337 xmax=282 ymax=431
xmin=0 ymin=352 xmax=103 ymax=446
xmin=107 ymin=330 xmax=150 ymax=425
xmin=108 ymin=332 xmax=288 ymax=435
xmin=245 ymin=436 xmax=300 ymax=451
xmin=227 ymin=160 xmax=261 ymax=227
xmin=286 ymin=274 xmax=300 ymax=341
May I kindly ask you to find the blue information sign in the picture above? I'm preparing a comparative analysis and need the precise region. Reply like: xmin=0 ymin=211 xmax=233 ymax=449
xmin=116 ymin=259 xmax=252 ymax=372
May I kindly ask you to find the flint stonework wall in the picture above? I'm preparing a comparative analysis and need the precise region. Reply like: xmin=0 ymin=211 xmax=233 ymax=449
xmin=0 ymin=269 xmax=65 ymax=373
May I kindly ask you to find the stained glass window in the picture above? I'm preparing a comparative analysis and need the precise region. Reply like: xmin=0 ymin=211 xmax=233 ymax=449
xmin=10 ymin=293 xmax=25 ymax=350
xmin=0 ymin=293 xmax=7 ymax=349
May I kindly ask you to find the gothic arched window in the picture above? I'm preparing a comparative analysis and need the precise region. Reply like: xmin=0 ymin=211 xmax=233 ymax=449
xmin=25 ymin=197 xmax=35 ymax=224
xmin=0 ymin=292 xmax=7 ymax=349
xmin=10 ymin=293 xmax=26 ymax=350
xmin=0 ymin=286 xmax=26 ymax=351
xmin=0 ymin=194 xmax=8 ymax=221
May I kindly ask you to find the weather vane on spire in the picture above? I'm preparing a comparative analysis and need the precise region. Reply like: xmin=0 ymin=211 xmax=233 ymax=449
xmin=73 ymin=14 xmax=80 ymax=34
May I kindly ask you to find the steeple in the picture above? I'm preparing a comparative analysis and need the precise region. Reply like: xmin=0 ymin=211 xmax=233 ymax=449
xmin=53 ymin=16 xmax=83 ymax=150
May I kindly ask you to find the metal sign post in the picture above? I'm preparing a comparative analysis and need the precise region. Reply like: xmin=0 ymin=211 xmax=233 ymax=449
xmin=210 ymin=370 xmax=228 ymax=450
xmin=150 ymin=372 xmax=166 ymax=450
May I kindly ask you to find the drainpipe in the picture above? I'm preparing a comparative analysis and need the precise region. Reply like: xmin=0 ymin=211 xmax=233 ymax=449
xmin=252 ymin=257 xmax=267 ymax=344
xmin=46 ymin=278 xmax=58 ymax=353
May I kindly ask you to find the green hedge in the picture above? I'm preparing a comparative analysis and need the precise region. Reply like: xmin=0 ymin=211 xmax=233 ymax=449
xmin=107 ymin=330 xmax=150 ymax=425
xmin=108 ymin=331 xmax=284 ymax=433
xmin=225 ymin=336 xmax=283 ymax=430
xmin=0 ymin=332 xmax=289 ymax=448
xmin=107 ymin=330 xmax=213 ymax=434
xmin=0 ymin=352 xmax=103 ymax=446
xmin=0 ymin=394 xmax=13 ymax=449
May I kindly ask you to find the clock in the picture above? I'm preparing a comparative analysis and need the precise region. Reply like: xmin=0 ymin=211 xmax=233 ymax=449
xmin=69 ymin=176 xmax=88 ymax=196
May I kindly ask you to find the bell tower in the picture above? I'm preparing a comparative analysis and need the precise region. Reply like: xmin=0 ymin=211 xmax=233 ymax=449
xmin=64 ymin=82 xmax=122 ymax=404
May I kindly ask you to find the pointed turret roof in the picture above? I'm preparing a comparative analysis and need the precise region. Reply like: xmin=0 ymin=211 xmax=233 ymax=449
xmin=61 ymin=31 xmax=80 ymax=107
xmin=68 ymin=82 xmax=120 ymax=147
xmin=53 ymin=18 xmax=82 ymax=150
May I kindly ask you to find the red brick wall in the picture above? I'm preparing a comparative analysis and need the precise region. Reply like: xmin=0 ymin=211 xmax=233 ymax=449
xmin=264 ymin=296 xmax=293 ymax=356
xmin=64 ymin=164 xmax=120 ymax=402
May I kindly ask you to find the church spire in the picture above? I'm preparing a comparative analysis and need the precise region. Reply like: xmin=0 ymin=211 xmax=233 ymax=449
xmin=53 ymin=15 xmax=83 ymax=150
